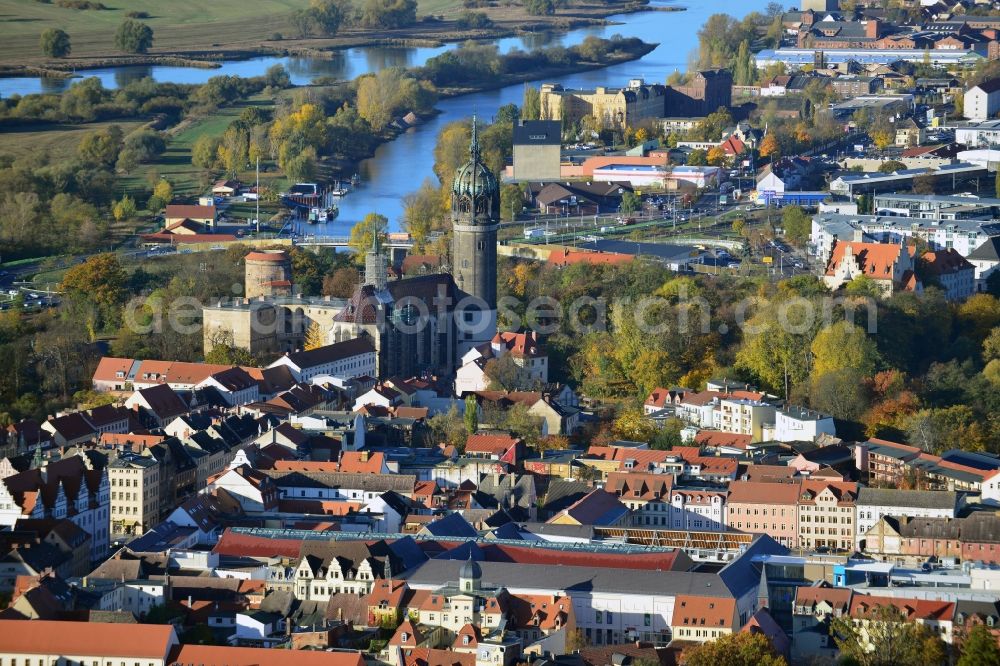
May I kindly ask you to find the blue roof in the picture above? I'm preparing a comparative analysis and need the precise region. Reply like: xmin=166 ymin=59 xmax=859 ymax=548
xmin=422 ymin=512 xmax=479 ymax=538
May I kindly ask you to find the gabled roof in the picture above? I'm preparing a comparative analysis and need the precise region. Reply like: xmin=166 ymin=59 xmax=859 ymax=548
xmin=549 ymin=488 xmax=629 ymax=526
xmin=727 ymin=480 xmax=802 ymax=505
xmin=0 ymin=620 xmax=174 ymax=658
xmin=671 ymin=595 xmax=737 ymax=629
xmin=133 ymin=384 xmax=188 ymax=419
xmin=968 ymin=236 xmax=1000 ymax=262
xmin=465 ymin=433 xmax=520 ymax=456
xmin=279 ymin=337 xmax=375 ymax=370
xmin=825 ymin=240 xmax=907 ymax=279
xmin=921 ymin=248 xmax=974 ymax=276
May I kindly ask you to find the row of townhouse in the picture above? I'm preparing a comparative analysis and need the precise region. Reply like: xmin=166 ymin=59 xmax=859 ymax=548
xmin=0 ymin=454 xmax=109 ymax=562
xmin=604 ymin=462 xmax=973 ymax=554
xmin=792 ymin=584 xmax=1000 ymax=663
xmin=645 ymin=385 xmax=835 ymax=444
xmin=94 ymin=339 xmax=376 ymax=402
xmin=862 ymin=511 xmax=1000 ymax=565
xmin=856 ymin=438 xmax=1000 ymax=493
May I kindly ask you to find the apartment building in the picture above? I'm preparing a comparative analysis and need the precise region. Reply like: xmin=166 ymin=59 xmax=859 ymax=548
xmin=797 ymin=480 xmax=858 ymax=552
xmin=715 ymin=397 xmax=776 ymax=443
xmin=856 ymin=488 xmax=962 ymax=549
xmin=109 ymin=454 xmax=161 ymax=538
xmin=726 ymin=481 xmax=800 ymax=548
xmin=670 ymin=488 xmax=727 ymax=532
xmin=605 ymin=472 xmax=672 ymax=527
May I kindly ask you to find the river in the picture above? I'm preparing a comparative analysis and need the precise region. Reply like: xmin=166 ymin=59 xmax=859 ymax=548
xmin=0 ymin=0 xmax=774 ymax=231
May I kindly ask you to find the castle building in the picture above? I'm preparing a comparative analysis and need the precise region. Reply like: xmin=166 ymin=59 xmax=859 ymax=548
xmin=539 ymin=79 xmax=667 ymax=129
xmin=203 ymin=126 xmax=499 ymax=376
xmin=329 ymin=123 xmax=499 ymax=376
xmin=244 ymin=250 xmax=293 ymax=299
xmin=202 ymin=251 xmax=345 ymax=357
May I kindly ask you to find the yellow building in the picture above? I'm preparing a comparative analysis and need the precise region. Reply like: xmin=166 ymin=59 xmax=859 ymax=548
xmin=539 ymin=79 xmax=666 ymax=129
xmin=109 ymin=454 xmax=161 ymax=538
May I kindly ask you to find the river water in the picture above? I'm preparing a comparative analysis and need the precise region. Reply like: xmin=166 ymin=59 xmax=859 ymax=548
xmin=0 ymin=0 xmax=773 ymax=230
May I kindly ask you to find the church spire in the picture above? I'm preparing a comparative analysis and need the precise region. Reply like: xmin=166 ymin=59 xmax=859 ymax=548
xmin=470 ymin=114 xmax=479 ymax=159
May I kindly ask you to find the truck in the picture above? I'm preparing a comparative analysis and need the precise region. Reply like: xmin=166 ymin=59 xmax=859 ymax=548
xmin=524 ymin=228 xmax=546 ymax=239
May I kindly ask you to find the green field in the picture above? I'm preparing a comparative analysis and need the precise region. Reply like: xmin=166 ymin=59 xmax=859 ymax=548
xmin=0 ymin=119 xmax=144 ymax=162
xmin=120 ymin=95 xmax=283 ymax=202
xmin=0 ymin=0 xmax=463 ymax=65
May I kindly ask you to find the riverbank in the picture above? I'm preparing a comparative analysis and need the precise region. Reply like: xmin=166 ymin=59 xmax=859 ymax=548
xmin=0 ymin=0 xmax=678 ymax=77
xmin=318 ymin=39 xmax=658 ymax=180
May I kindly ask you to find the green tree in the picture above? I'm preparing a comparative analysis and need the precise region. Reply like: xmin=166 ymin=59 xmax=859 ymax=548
xmin=147 ymin=179 xmax=173 ymax=212
xmin=310 ymin=0 xmax=345 ymax=36
xmin=832 ymin=603 xmax=947 ymax=666
xmin=732 ymin=39 xmax=755 ymax=87
xmin=879 ymin=160 xmax=907 ymax=173
xmin=39 ymin=28 xmax=71 ymax=58
xmin=115 ymin=18 xmax=153 ymax=54
xmin=61 ymin=253 xmax=128 ymax=311
xmin=736 ymin=302 xmax=813 ymax=398
xmin=403 ymin=179 xmax=446 ymax=252
xmin=522 ymin=86 xmax=541 ymax=121
xmin=687 ymin=149 xmax=708 ymax=166
xmin=500 ymin=184 xmax=524 ymax=222
xmin=619 ymin=191 xmax=641 ymax=215
xmin=191 ymin=135 xmax=221 ymax=169
xmin=524 ymin=0 xmax=555 ymax=15
xmin=957 ymin=625 xmax=1000 ymax=666
xmin=684 ymin=632 xmax=787 ymax=666
xmin=112 ymin=194 xmax=137 ymax=222
xmin=202 ymin=329 xmax=256 ymax=365
xmin=845 ymin=275 xmax=884 ymax=298
xmin=484 ymin=354 xmax=534 ymax=391
xmin=349 ymin=212 xmax=387 ymax=264
xmin=781 ymin=205 xmax=810 ymax=245
xmin=811 ymin=320 xmax=880 ymax=377
xmin=913 ymin=172 xmax=936 ymax=195
xmin=78 ymin=124 xmax=123 ymax=167
xmin=464 ymin=394 xmax=478 ymax=435
xmin=426 ymin=404 xmax=467 ymax=449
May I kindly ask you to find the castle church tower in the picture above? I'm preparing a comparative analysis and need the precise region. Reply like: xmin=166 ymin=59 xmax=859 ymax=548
xmin=451 ymin=118 xmax=499 ymax=356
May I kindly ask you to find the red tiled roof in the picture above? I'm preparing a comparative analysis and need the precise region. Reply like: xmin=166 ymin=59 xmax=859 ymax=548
xmin=849 ymin=595 xmax=954 ymax=622
xmin=212 ymin=528 xmax=302 ymax=558
xmin=92 ymin=357 xmax=136 ymax=384
xmin=727 ymin=480 xmax=801 ymax=505
xmin=694 ymin=431 xmax=753 ymax=449
xmin=672 ymin=595 xmax=737 ymax=629
xmin=795 ymin=585 xmax=853 ymax=610
xmin=548 ymin=249 xmax=634 ymax=267
xmin=0 ymin=620 xmax=175 ymax=658
xmin=171 ymin=645 xmax=364 ymax=666
xmin=466 ymin=433 xmax=520 ymax=455
xmin=825 ymin=241 xmax=909 ymax=279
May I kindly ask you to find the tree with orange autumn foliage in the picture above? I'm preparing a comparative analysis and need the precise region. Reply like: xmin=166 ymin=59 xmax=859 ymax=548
xmin=759 ymin=133 xmax=780 ymax=160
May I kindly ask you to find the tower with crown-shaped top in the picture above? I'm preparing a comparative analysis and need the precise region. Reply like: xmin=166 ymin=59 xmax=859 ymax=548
xmin=451 ymin=117 xmax=499 ymax=356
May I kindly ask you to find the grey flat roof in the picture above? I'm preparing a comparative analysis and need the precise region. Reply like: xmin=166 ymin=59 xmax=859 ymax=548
xmin=400 ymin=559 xmax=737 ymax=598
